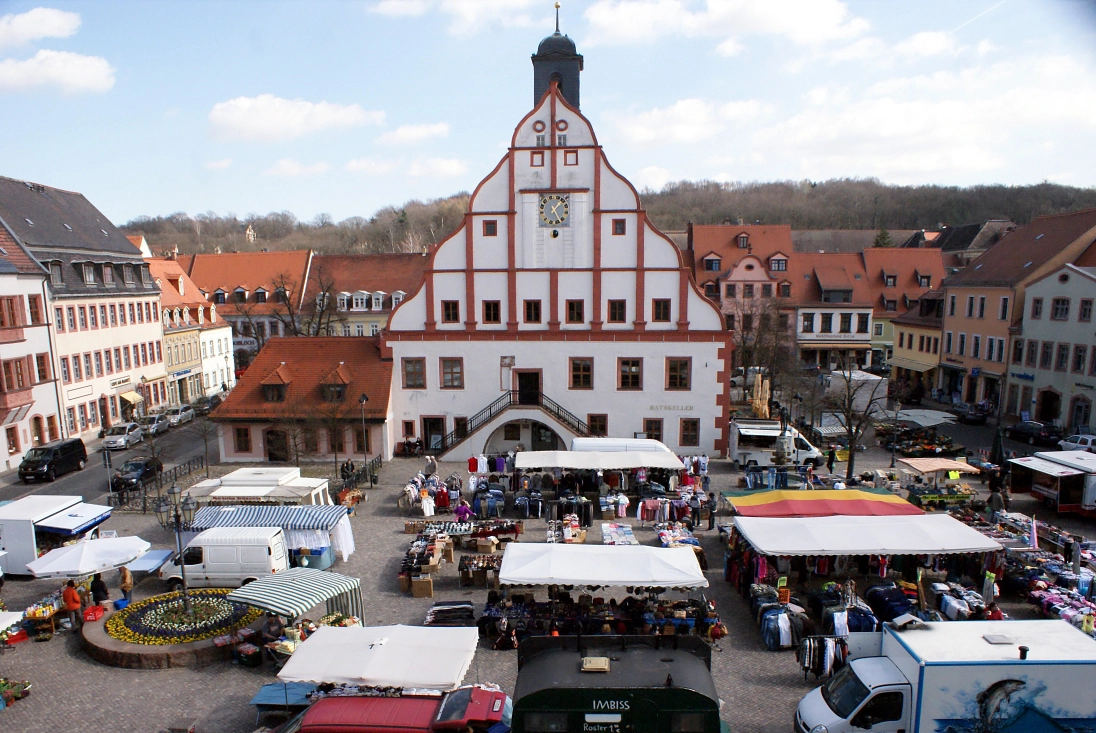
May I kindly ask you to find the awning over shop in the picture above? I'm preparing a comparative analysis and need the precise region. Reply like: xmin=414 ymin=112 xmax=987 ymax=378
xmin=733 ymin=514 xmax=1002 ymax=556
xmin=887 ymin=357 xmax=936 ymax=373
xmin=498 ymin=543 xmax=707 ymax=588
xmin=126 ymin=549 xmax=173 ymax=573
xmin=897 ymin=458 xmax=980 ymax=475
xmin=723 ymin=489 xmax=923 ymax=518
xmin=515 ymin=450 xmax=685 ymax=471
xmin=799 ymin=343 xmax=871 ymax=350
xmin=277 ymin=625 xmax=478 ymax=689
xmin=1008 ymin=456 xmax=1084 ymax=478
xmin=226 ymin=567 xmax=363 ymax=619
xmin=118 ymin=391 xmax=143 ymax=404
xmin=35 ymin=502 xmax=111 ymax=535
xmin=191 ymin=505 xmax=355 ymax=560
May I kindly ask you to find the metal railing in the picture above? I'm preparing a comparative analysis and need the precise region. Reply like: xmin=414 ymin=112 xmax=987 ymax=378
xmin=425 ymin=390 xmax=590 ymax=456
xmin=333 ymin=455 xmax=382 ymax=494
xmin=107 ymin=455 xmax=205 ymax=512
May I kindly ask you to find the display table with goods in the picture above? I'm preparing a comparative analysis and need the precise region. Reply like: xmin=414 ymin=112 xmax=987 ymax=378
xmin=458 ymin=554 xmax=502 ymax=587
xmin=23 ymin=577 xmax=91 ymax=637
xmin=547 ymin=515 xmax=586 ymax=543
xmin=601 ymin=522 xmax=639 ymax=545
xmin=398 ymin=531 xmax=453 ymax=595
xmin=423 ymin=600 xmax=476 ymax=627
xmin=905 ymin=482 xmax=978 ymax=509
xmin=403 ymin=518 xmax=523 ymax=541
xmin=655 ymin=522 xmax=700 ymax=548
xmin=0 ymin=612 xmax=25 ymax=652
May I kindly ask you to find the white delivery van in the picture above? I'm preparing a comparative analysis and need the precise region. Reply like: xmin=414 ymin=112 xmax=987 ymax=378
xmin=158 ymin=527 xmax=288 ymax=591
xmin=728 ymin=420 xmax=824 ymax=468
xmin=0 ymin=496 xmax=111 ymax=575
xmin=795 ymin=620 xmax=1096 ymax=733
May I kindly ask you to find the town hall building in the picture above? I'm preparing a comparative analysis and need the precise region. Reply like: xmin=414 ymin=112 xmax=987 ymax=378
xmin=382 ymin=28 xmax=730 ymax=460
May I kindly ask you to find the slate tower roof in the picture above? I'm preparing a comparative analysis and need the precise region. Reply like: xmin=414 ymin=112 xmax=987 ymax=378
xmin=532 ymin=8 xmax=583 ymax=108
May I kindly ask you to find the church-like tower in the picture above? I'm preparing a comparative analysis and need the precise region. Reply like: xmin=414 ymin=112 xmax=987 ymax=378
xmin=531 ymin=12 xmax=583 ymax=109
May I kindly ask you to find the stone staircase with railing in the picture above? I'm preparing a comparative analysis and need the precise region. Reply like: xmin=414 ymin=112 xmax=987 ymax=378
xmin=426 ymin=390 xmax=589 ymax=457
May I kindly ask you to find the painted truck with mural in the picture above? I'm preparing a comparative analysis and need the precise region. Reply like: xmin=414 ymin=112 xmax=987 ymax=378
xmin=794 ymin=620 xmax=1096 ymax=733
xmin=512 ymin=636 xmax=728 ymax=733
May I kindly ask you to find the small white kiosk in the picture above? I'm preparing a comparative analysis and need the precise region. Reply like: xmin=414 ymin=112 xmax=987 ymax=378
xmin=185 ymin=467 xmax=332 ymax=506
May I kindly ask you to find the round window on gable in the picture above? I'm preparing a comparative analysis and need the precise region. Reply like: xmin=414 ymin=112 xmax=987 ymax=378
xmin=745 ymin=264 xmax=755 ymax=271
xmin=1059 ymin=273 xmax=1070 ymax=283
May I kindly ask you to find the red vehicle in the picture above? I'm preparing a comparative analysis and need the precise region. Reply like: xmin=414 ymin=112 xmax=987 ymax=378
xmin=277 ymin=686 xmax=511 ymax=733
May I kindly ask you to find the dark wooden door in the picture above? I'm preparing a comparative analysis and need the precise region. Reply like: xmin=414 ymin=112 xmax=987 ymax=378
xmin=517 ymin=372 xmax=541 ymax=405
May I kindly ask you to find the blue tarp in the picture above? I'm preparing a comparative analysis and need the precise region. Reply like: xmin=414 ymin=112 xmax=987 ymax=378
xmin=192 ymin=505 xmax=348 ymax=532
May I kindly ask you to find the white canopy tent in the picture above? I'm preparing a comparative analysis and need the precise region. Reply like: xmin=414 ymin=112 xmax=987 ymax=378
xmin=894 ymin=409 xmax=956 ymax=428
xmin=514 ymin=451 xmax=685 ymax=471
xmin=732 ymin=515 xmax=1002 ymax=556
xmin=277 ymin=625 xmax=479 ymax=690
xmin=26 ymin=536 xmax=151 ymax=578
xmin=0 ymin=611 xmax=23 ymax=634
xmin=498 ymin=543 xmax=708 ymax=588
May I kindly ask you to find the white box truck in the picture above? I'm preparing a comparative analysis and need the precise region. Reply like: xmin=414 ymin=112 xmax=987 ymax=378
xmin=729 ymin=420 xmax=825 ymax=468
xmin=795 ymin=620 xmax=1096 ymax=733
xmin=158 ymin=527 xmax=289 ymax=591
xmin=0 ymin=495 xmax=111 ymax=575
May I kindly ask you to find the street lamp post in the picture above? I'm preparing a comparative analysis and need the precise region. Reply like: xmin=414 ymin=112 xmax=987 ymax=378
xmin=359 ymin=393 xmax=373 ymax=489
xmin=890 ymin=400 xmax=902 ymax=469
xmin=155 ymin=484 xmax=197 ymax=616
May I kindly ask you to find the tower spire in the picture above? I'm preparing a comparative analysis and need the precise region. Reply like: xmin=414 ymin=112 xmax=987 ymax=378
xmin=555 ymin=2 xmax=560 ymax=33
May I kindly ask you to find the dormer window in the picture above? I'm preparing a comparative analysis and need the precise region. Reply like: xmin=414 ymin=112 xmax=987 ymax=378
xmin=704 ymin=283 xmax=719 ymax=298
xmin=255 ymin=289 xmax=267 ymax=304
xmin=885 ymin=299 xmax=898 ymax=312
xmin=214 ymin=289 xmax=226 ymax=305
xmin=274 ymin=287 xmax=288 ymax=304
xmin=123 ymin=265 xmax=134 ymax=284
xmin=322 ymin=384 xmax=346 ymax=402
xmin=316 ymin=293 xmax=329 ymax=309
xmin=883 ymin=272 xmax=897 ymax=287
xmin=103 ymin=264 xmax=114 ymax=284
xmin=234 ymin=288 xmax=248 ymax=304
xmin=738 ymin=234 xmax=749 ymax=249
xmin=83 ymin=263 xmax=96 ymax=285
xmin=263 ymin=384 xmax=286 ymax=402
xmin=197 ymin=307 xmax=205 ymax=324
xmin=392 ymin=291 xmax=405 ymax=306
xmin=140 ymin=266 xmax=151 ymax=284
xmin=210 ymin=305 xmax=217 ymax=322
xmin=49 ymin=262 xmax=63 ymax=285
xmin=337 ymin=294 xmax=348 ymax=311
xmin=704 ymin=258 xmax=721 ymax=271
xmin=769 ymin=258 xmax=787 ymax=272
xmin=353 ymin=294 xmax=367 ymax=310
xmin=372 ymin=294 xmax=385 ymax=310
xmin=917 ymin=274 xmax=931 ymax=287
xmin=162 ymin=309 xmax=170 ymax=323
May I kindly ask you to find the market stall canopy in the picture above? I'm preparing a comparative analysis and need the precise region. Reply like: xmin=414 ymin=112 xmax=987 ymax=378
xmin=498 ymin=543 xmax=707 ymax=588
xmin=277 ymin=625 xmax=478 ymax=689
xmin=897 ymin=458 xmax=980 ymax=474
xmin=1008 ymin=456 xmax=1084 ymax=478
xmin=184 ymin=466 xmax=331 ymax=506
xmin=515 ymin=451 xmax=685 ymax=471
xmin=894 ymin=409 xmax=956 ymax=428
xmin=723 ymin=489 xmax=923 ymax=517
xmin=34 ymin=502 xmax=111 ymax=536
xmin=0 ymin=611 xmax=23 ymax=633
xmin=26 ymin=536 xmax=150 ymax=578
xmin=226 ymin=567 xmax=363 ymax=619
xmin=126 ymin=549 xmax=173 ymax=573
xmin=192 ymin=504 xmax=356 ymax=560
xmin=732 ymin=515 xmax=1002 ymax=556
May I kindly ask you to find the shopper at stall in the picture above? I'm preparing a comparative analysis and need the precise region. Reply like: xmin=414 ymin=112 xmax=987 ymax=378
xmin=826 ymin=447 xmax=837 ymax=474
xmin=986 ymin=487 xmax=1005 ymax=521
xmin=706 ymin=493 xmax=718 ymax=531
xmin=63 ymin=580 xmax=82 ymax=628
xmin=985 ymin=602 xmax=1004 ymax=621
xmin=455 ymin=499 xmax=473 ymax=522
xmin=688 ymin=493 xmax=701 ymax=529
xmin=118 ymin=565 xmax=134 ymax=603
xmin=90 ymin=573 xmax=109 ymax=606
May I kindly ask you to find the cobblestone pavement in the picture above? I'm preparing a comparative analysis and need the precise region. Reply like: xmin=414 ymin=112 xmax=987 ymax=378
xmin=1 ymin=450 xmax=1092 ymax=732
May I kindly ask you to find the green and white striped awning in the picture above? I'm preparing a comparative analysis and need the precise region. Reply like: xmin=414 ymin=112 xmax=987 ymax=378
xmin=226 ymin=567 xmax=364 ymax=620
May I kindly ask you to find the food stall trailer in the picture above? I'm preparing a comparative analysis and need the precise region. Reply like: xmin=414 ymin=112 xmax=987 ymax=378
xmin=0 ymin=496 xmax=111 ymax=575
xmin=896 ymin=457 xmax=981 ymax=509
xmin=1008 ymin=450 xmax=1096 ymax=516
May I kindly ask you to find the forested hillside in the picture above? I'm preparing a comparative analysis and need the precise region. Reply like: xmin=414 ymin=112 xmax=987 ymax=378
xmin=123 ymin=178 xmax=1096 ymax=255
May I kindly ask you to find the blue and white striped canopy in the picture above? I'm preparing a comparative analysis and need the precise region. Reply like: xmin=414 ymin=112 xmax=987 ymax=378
xmin=192 ymin=505 xmax=348 ymax=532
xmin=226 ymin=567 xmax=364 ymax=619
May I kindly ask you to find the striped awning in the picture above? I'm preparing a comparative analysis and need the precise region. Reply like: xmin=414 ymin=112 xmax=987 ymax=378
xmin=192 ymin=505 xmax=348 ymax=532
xmin=226 ymin=567 xmax=364 ymax=620
xmin=722 ymin=489 xmax=922 ymax=518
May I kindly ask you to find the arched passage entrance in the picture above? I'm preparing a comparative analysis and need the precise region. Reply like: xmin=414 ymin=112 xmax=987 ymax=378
xmin=1035 ymin=389 xmax=1061 ymax=423
xmin=264 ymin=428 xmax=289 ymax=462
xmin=483 ymin=419 xmax=563 ymax=455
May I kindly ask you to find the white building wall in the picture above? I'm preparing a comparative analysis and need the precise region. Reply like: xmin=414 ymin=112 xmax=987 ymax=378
xmin=199 ymin=324 xmax=235 ymax=397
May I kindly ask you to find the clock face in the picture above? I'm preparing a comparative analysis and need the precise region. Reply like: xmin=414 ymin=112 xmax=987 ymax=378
xmin=539 ymin=193 xmax=570 ymax=226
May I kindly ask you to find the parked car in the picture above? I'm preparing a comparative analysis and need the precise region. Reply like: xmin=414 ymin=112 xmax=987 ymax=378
xmin=17 ymin=438 xmax=88 ymax=483
xmin=191 ymin=394 xmax=223 ymax=415
xmin=102 ymin=423 xmax=143 ymax=450
xmin=110 ymin=456 xmax=163 ymax=492
xmin=1004 ymin=420 xmax=1063 ymax=446
xmin=948 ymin=402 xmax=988 ymax=425
xmin=139 ymin=414 xmax=170 ymax=436
xmin=165 ymin=405 xmax=195 ymax=426
xmin=1059 ymin=434 xmax=1096 ymax=452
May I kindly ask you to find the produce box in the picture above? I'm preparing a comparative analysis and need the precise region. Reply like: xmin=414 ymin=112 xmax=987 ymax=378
xmin=236 ymin=643 xmax=262 ymax=667
xmin=83 ymin=605 xmax=105 ymax=622
xmin=411 ymin=575 xmax=434 ymax=598
xmin=476 ymin=537 xmax=500 ymax=554
xmin=398 ymin=573 xmax=411 ymax=593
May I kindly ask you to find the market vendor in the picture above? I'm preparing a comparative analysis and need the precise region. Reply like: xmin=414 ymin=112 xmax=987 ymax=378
xmin=63 ymin=580 xmax=82 ymax=628
xmin=90 ymin=573 xmax=109 ymax=606
xmin=261 ymin=613 xmax=286 ymax=660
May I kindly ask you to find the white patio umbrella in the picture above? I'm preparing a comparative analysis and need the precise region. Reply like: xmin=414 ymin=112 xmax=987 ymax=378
xmin=27 ymin=536 xmax=151 ymax=579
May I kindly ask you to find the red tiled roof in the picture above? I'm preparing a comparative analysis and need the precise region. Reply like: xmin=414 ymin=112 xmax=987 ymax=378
xmin=861 ymin=247 xmax=946 ymax=316
xmin=781 ymin=252 xmax=874 ymax=307
xmin=814 ymin=267 xmax=853 ymax=290
xmin=214 ymin=337 xmax=391 ymax=421
xmin=690 ymin=225 xmax=793 ymax=285
xmin=178 ymin=250 xmax=313 ymax=314
xmin=305 ymin=253 xmax=429 ymax=305
xmin=125 ymin=234 xmax=144 ymax=250
xmin=148 ymin=258 xmax=208 ymax=309
xmin=945 ymin=209 xmax=1096 ymax=287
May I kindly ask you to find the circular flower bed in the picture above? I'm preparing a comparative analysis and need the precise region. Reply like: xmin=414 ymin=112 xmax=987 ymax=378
xmin=105 ymin=589 xmax=262 ymax=646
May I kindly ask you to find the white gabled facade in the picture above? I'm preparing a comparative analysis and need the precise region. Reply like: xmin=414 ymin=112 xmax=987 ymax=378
xmin=383 ymin=32 xmax=730 ymax=460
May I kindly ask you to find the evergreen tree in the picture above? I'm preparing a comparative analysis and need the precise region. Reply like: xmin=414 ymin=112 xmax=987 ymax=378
xmin=874 ymin=226 xmax=893 ymax=247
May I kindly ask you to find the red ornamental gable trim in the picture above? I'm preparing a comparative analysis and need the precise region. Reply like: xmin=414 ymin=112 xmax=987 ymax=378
xmin=384 ymin=330 xmax=727 ymax=344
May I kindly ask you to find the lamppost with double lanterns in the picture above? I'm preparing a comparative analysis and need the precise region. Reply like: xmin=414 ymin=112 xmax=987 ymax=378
xmin=155 ymin=483 xmax=197 ymax=615
xmin=890 ymin=400 xmax=902 ymax=469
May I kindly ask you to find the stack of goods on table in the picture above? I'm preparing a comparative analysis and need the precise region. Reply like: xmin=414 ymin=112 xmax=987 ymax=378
xmin=930 ymin=582 xmax=985 ymax=620
xmin=212 ymin=627 xmax=257 ymax=648
xmin=750 ymin=584 xmax=814 ymax=651
xmin=309 ymin=684 xmax=443 ymax=700
xmin=601 ymin=522 xmax=638 ymax=545
xmin=458 ymin=554 xmax=502 ymax=573
xmin=424 ymin=600 xmax=476 ymax=626
xmin=810 ymin=583 xmax=882 ymax=633
xmin=863 ymin=583 xmax=918 ymax=623
xmin=397 ymin=530 xmax=451 ymax=593
xmin=547 ymin=515 xmax=585 ymax=543
xmin=1003 ymin=551 xmax=1095 ymax=637
xmin=0 ymin=679 xmax=31 ymax=711
xmin=318 ymin=612 xmax=360 ymax=628
xmin=514 ymin=489 xmax=544 ymax=519
xmin=895 ymin=433 xmax=964 ymax=457
xmin=655 ymin=522 xmax=699 ymax=548
xmin=906 ymin=483 xmax=977 ymax=509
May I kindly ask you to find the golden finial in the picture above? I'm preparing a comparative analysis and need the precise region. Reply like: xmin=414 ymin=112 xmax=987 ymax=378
xmin=555 ymin=2 xmax=561 ymax=33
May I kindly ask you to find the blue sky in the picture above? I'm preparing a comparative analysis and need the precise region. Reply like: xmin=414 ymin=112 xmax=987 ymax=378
xmin=1 ymin=0 xmax=1095 ymax=224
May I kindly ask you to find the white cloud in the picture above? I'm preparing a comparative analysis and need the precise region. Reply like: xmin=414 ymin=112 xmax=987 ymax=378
xmin=204 ymin=158 xmax=232 ymax=170
xmin=345 ymin=158 xmax=400 ymax=174
xmin=976 ymin=39 xmax=997 ymax=56
xmin=407 ymin=156 xmax=467 ymax=177
xmin=829 ymin=36 xmax=886 ymax=62
xmin=893 ymin=30 xmax=961 ymax=58
xmin=370 ymin=0 xmax=430 ymax=17
xmin=0 ymin=8 xmax=80 ymax=49
xmin=263 ymin=159 xmax=330 ymax=177
xmin=584 ymin=0 xmax=869 ymax=49
xmin=0 ymin=49 xmax=114 ymax=93
xmin=635 ymin=166 xmax=673 ymax=190
xmin=715 ymin=37 xmax=743 ymax=57
xmin=609 ymin=98 xmax=768 ymax=145
xmin=376 ymin=122 xmax=449 ymax=145
xmin=209 ymin=94 xmax=385 ymax=142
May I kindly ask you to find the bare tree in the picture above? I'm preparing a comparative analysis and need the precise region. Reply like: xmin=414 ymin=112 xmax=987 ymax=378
xmin=186 ymin=414 xmax=220 ymax=478
xmin=268 ymin=267 xmax=342 ymax=338
xmin=823 ymin=371 xmax=889 ymax=479
xmin=311 ymin=392 xmax=354 ymax=475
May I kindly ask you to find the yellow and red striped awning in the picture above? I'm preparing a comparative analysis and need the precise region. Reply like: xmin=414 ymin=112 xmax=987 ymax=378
xmin=723 ymin=489 xmax=922 ymax=518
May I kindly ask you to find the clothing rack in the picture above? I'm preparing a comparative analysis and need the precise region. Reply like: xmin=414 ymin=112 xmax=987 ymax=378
xmin=796 ymin=635 xmax=850 ymax=680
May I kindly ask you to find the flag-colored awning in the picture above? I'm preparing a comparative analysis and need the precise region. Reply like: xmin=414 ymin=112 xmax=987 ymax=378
xmin=722 ymin=489 xmax=922 ymax=518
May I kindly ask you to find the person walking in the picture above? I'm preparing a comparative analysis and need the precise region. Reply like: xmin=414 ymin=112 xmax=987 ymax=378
xmin=118 ymin=565 xmax=134 ymax=603
xmin=706 ymin=492 xmax=718 ymax=531
xmin=986 ymin=486 xmax=1005 ymax=522
xmin=826 ymin=447 xmax=837 ymax=474
xmin=62 ymin=580 xmax=82 ymax=629
xmin=688 ymin=492 xmax=701 ymax=529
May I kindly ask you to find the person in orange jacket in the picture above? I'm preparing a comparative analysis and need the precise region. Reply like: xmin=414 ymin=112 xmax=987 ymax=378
xmin=62 ymin=580 xmax=82 ymax=629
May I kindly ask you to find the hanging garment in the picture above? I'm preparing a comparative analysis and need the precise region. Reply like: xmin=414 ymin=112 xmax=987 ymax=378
xmin=832 ymin=611 xmax=849 ymax=637
xmin=637 ymin=467 xmax=647 ymax=483
xmin=468 ymin=456 xmax=478 ymax=473
xmin=477 ymin=455 xmax=488 ymax=473
xmin=496 ymin=456 xmax=506 ymax=472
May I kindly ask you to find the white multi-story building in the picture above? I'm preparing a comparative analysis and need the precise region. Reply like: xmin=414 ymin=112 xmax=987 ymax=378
xmin=1009 ymin=263 xmax=1096 ymax=431
xmin=383 ymin=29 xmax=730 ymax=460
xmin=0 ymin=219 xmax=62 ymax=468
xmin=0 ymin=177 xmax=166 ymax=439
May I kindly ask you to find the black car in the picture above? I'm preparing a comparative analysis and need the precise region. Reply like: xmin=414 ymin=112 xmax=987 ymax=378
xmin=1004 ymin=420 xmax=1063 ymax=446
xmin=18 ymin=438 xmax=88 ymax=483
xmin=110 ymin=456 xmax=164 ymax=492
xmin=191 ymin=394 xmax=223 ymax=415
xmin=948 ymin=403 xmax=988 ymax=425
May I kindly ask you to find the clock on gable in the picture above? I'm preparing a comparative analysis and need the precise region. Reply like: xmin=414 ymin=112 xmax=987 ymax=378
xmin=538 ymin=193 xmax=570 ymax=227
